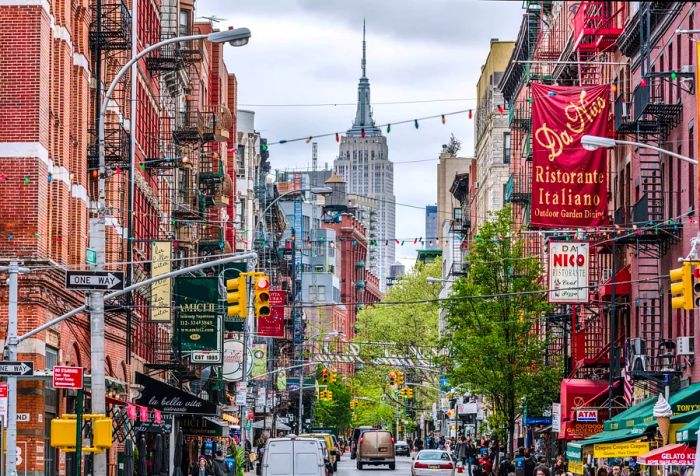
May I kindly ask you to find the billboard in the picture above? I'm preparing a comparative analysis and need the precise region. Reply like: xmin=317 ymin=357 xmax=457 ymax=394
xmin=530 ymin=83 xmax=610 ymax=228
xmin=548 ymin=241 xmax=589 ymax=303
xmin=175 ymin=277 xmax=222 ymax=364
xmin=150 ymin=241 xmax=172 ymax=322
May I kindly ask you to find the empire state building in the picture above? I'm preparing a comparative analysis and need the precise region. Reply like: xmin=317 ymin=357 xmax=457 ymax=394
xmin=334 ymin=22 xmax=395 ymax=290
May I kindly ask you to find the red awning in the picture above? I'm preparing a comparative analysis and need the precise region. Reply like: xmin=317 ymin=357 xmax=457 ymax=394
xmin=559 ymin=379 xmax=610 ymax=440
xmin=638 ymin=444 xmax=696 ymax=466
xmin=600 ymin=265 xmax=631 ymax=297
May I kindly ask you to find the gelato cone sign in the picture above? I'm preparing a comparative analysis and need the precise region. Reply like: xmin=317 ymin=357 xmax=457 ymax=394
xmin=654 ymin=393 xmax=673 ymax=445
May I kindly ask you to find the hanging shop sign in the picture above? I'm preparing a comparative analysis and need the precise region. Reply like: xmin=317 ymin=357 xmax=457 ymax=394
xmin=575 ymin=409 xmax=598 ymax=423
xmin=258 ymin=290 xmax=286 ymax=338
xmin=134 ymin=372 xmax=218 ymax=415
xmin=552 ymin=403 xmax=561 ymax=433
xmin=175 ymin=277 xmax=222 ymax=364
xmin=638 ymin=444 xmax=696 ymax=466
xmin=223 ymin=339 xmax=252 ymax=382
xmin=548 ymin=242 xmax=589 ymax=303
xmin=593 ymin=441 xmax=650 ymax=459
xmin=150 ymin=241 xmax=172 ymax=322
xmin=179 ymin=416 xmax=228 ymax=437
xmin=252 ymin=344 xmax=267 ymax=380
xmin=530 ymin=83 xmax=610 ymax=228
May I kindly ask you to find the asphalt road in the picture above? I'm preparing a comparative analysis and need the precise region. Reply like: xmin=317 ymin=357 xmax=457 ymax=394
xmin=337 ymin=454 xmax=414 ymax=475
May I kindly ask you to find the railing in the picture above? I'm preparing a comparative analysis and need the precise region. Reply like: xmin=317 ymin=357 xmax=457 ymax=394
xmin=199 ymin=106 xmax=233 ymax=142
xmin=504 ymin=173 xmax=531 ymax=203
xmin=573 ymin=1 xmax=624 ymax=53
xmin=90 ymin=0 xmax=132 ymax=50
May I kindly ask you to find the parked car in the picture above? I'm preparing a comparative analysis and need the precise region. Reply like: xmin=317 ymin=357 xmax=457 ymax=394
xmin=351 ymin=426 xmax=373 ymax=459
xmin=261 ymin=437 xmax=326 ymax=476
xmin=356 ymin=430 xmax=395 ymax=470
xmin=411 ymin=450 xmax=456 ymax=476
xmin=395 ymin=440 xmax=411 ymax=456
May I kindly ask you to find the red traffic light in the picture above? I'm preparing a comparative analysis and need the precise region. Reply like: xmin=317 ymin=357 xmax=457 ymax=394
xmin=256 ymin=276 xmax=270 ymax=290
xmin=693 ymin=267 xmax=700 ymax=280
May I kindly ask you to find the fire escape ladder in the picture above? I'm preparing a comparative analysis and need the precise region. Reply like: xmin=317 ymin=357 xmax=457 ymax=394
xmin=292 ymin=197 xmax=305 ymax=364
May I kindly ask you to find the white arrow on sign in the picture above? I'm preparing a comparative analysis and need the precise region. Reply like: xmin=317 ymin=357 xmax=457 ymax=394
xmin=0 ymin=363 xmax=32 ymax=375
xmin=68 ymin=273 xmax=122 ymax=289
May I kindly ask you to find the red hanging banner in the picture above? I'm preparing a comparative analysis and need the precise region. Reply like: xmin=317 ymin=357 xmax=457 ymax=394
xmin=530 ymin=83 xmax=610 ymax=228
xmin=257 ymin=290 xmax=286 ymax=338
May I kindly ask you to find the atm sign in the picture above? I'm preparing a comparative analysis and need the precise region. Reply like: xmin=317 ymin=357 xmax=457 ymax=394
xmin=576 ymin=409 xmax=598 ymax=422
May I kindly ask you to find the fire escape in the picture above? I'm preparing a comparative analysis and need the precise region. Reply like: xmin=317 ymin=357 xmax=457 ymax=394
xmin=614 ymin=2 xmax=685 ymax=383
xmin=572 ymin=1 xmax=625 ymax=85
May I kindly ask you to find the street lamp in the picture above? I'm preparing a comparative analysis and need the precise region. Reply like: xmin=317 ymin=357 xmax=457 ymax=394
xmin=581 ymin=135 xmax=698 ymax=165
xmin=89 ymin=27 xmax=250 ymax=476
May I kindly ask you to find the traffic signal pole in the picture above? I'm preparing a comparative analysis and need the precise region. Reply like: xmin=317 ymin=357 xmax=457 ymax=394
xmin=3 ymin=261 xmax=29 ymax=476
xmin=8 ymin=252 xmax=256 ymax=475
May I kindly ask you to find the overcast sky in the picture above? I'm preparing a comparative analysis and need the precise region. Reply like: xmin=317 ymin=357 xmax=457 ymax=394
xmin=197 ymin=0 xmax=524 ymax=265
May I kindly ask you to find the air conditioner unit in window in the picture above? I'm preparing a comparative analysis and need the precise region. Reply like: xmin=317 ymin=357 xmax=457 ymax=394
xmin=681 ymin=64 xmax=695 ymax=74
xmin=600 ymin=268 xmax=612 ymax=283
xmin=677 ymin=336 xmax=694 ymax=356
xmin=629 ymin=338 xmax=648 ymax=372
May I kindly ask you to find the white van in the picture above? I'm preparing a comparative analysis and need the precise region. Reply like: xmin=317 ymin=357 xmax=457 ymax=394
xmin=261 ymin=437 xmax=326 ymax=476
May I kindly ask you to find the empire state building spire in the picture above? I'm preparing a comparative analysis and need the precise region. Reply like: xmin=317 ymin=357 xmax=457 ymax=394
xmin=348 ymin=19 xmax=381 ymax=137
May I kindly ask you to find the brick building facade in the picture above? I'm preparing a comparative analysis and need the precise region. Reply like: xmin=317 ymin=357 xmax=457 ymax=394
xmin=0 ymin=0 xmax=238 ymax=473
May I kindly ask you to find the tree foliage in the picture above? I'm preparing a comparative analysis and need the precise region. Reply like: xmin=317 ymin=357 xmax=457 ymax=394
xmin=440 ymin=207 xmax=560 ymax=447
xmin=351 ymin=259 xmax=443 ymax=430
xmin=445 ymin=133 xmax=462 ymax=155
xmin=312 ymin=372 xmax=353 ymax=432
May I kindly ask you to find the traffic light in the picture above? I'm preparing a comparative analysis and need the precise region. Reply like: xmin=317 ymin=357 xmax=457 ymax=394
xmin=388 ymin=371 xmax=396 ymax=386
xmin=670 ymin=262 xmax=694 ymax=310
xmin=51 ymin=418 xmax=77 ymax=449
xmin=253 ymin=273 xmax=271 ymax=317
xmin=350 ymin=399 xmax=358 ymax=410
xmin=400 ymin=388 xmax=407 ymax=399
xmin=327 ymin=391 xmax=333 ymax=401
xmin=329 ymin=372 xmax=337 ymax=384
xmin=396 ymin=371 xmax=404 ymax=386
xmin=321 ymin=368 xmax=329 ymax=383
xmin=694 ymin=267 xmax=700 ymax=308
xmin=406 ymin=388 xmax=413 ymax=400
xmin=226 ymin=274 xmax=248 ymax=317
xmin=93 ymin=417 xmax=113 ymax=449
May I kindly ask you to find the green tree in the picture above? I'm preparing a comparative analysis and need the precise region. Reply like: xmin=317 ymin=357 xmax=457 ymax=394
xmin=312 ymin=370 xmax=353 ymax=432
xmin=441 ymin=206 xmax=560 ymax=450
xmin=351 ymin=258 xmax=442 ymax=432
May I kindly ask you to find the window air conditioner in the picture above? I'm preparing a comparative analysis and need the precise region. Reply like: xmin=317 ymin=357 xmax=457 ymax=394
xmin=600 ymin=268 xmax=612 ymax=283
xmin=681 ymin=65 xmax=695 ymax=74
xmin=677 ymin=336 xmax=694 ymax=356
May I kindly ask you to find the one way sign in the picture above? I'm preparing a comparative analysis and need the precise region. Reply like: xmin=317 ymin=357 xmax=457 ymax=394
xmin=0 ymin=361 xmax=34 ymax=376
xmin=66 ymin=271 xmax=124 ymax=291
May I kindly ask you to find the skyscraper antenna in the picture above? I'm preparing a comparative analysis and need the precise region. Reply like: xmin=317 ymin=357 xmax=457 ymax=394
xmin=362 ymin=18 xmax=367 ymax=78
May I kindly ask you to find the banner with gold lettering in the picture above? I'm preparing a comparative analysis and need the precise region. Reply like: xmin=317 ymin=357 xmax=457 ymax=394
xmin=530 ymin=83 xmax=610 ymax=227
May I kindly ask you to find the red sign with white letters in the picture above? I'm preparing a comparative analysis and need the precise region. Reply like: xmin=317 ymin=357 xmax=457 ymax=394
xmin=0 ymin=383 xmax=7 ymax=398
xmin=258 ymin=290 xmax=286 ymax=338
xmin=52 ymin=366 xmax=83 ymax=389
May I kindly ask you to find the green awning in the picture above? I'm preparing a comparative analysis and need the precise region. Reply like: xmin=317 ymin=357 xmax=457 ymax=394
xmin=675 ymin=413 xmax=700 ymax=443
xmin=605 ymin=383 xmax=700 ymax=431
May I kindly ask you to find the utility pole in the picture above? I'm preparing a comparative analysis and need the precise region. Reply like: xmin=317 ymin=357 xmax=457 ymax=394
xmin=241 ymin=272 xmax=255 ymax=447
xmin=4 ymin=261 xmax=30 ymax=476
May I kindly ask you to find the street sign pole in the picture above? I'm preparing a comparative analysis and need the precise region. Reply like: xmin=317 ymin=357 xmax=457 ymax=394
xmin=74 ymin=374 xmax=84 ymax=476
xmin=4 ymin=261 xmax=29 ymax=476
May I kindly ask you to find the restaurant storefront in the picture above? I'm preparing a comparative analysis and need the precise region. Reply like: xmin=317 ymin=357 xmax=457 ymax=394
xmin=566 ymin=383 xmax=700 ymax=474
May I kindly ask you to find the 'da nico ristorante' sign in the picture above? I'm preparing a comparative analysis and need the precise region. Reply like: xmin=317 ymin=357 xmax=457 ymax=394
xmin=530 ymin=83 xmax=610 ymax=228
